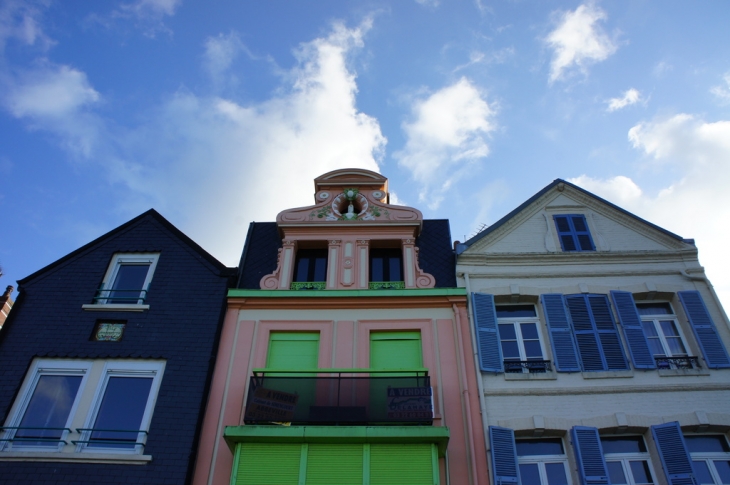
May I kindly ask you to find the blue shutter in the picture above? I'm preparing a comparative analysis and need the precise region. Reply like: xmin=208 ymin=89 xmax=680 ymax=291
xmin=554 ymin=215 xmax=595 ymax=252
xmin=472 ymin=293 xmax=503 ymax=372
xmin=541 ymin=294 xmax=581 ymax=372
xmin=651 ymin=422 xmax=697 ymax=485
xmin=589 ymin=295 xmax=629 ymax=370
xmin=565 ymin=295 xmax=605 ymax=371
xmin=489 ymin=426 xmax=519 ymax=485
xmin=678 ymin=291 xmax=730 ymax=369
xmin=610 ymin=291 xmax=656 ymax=369
xmin=571 ymin=426 xmax=609 ymax=485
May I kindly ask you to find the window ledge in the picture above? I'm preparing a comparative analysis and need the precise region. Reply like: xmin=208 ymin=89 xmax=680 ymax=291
xmin=658 ymin=367 xmax=710 ymax=377
xmin=504 ymin=371 xmax=557 ymax=381
xmin=0 ymin=451 xmax=152 ymax=464
xmin=82 ymin=304 xmax=149 ymax=312
xmin=582 ymin=370 xmax=634 ymax=379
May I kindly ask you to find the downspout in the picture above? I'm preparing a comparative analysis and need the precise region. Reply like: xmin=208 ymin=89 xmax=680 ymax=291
xmin=453 ymin=302 xmax=480 ymax=485
xmin=461 ymin=272 xmax=490 ymax=468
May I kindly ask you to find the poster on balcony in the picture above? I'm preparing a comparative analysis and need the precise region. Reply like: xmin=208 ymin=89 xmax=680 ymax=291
xmin=244 ymin=387 xmax=299 ymax=422
xmin=386 ymin=387 xmax=434 ymax=419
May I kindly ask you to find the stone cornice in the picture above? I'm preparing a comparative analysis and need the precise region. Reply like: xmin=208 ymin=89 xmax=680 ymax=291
xmin=457 ymin=248 xmax=699 ymax=267
xmin=483 ymin=381 xmax=730 ymax=396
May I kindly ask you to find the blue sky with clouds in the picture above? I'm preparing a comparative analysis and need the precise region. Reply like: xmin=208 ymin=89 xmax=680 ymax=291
xmin=2 ymin=0 xmax=730 ymax=308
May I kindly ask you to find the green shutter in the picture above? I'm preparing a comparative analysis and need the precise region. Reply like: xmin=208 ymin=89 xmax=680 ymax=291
xmin=234 ymin=443 xmax=301 ymax=485
xmin=370 ymin=444 xmax=437 ymax=485
xmin=306 ymin=444 xmax=363 ymax=485
xmin=267 ymin=332 xmax=320 ymax=370
xmin=370 ymin=331 xmax=422 ymax=370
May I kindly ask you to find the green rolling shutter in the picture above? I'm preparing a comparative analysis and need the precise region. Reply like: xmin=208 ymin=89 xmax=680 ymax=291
xmin=370 ymin=331 xmax=423 ymax=370
xmin=234 ymin=443 xmax=301 ymax=485
xmin=370 ymin=444 xmax=437 ymax=485
xmin=306 ymin=444 xmax=364 ymax=485
xmin=267 ymin=332 xmax=320 ymax=370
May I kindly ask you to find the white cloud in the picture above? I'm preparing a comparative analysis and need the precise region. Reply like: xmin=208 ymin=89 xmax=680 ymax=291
xmin=117 ymin=0 xmax=180 ymax=18
xmin=88 ymin=0 xmax=181 ymax=37
xmin=395 ymin=77 xmax=496 ymax=210
xmin=606 ymin=88 xmax=641 ymax=112
xmin=710 ymin=72 xmax=730 ymax=103
xmin=545 ymin=3 xmax=617 ymax=83
xmin=0 ymin=0 xmax=53 ymax=52
xmin=202 ymin=31 xmax=246 ymax=88
xmin=99 ymin=19 xmax=385 ymax=264
xmin=571 ymin=114 xmax=730 ymax=311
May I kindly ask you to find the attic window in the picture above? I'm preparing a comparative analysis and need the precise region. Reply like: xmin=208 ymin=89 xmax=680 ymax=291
xmin=83 ymin=254 xmax=158 ymax=311
xmin=553 ymin=215 xmax=595 ymax=252
xmin=292 ymin=248 xmax=328 ymax=289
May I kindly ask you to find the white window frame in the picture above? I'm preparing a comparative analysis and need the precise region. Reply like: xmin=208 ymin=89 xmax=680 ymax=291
xmin=602 ymin=436 xmax=657 ymax=485
xmin=1 ymin=359 xmax=165 ymax=461
xmin=1 ymin=360 xmax=92 ymax=452
xmin=686 ymin=434 xmax=730 ymax=485
xmin=636 ymin=303 xmax=692 ymax=362
xmin=77 ymin=361 xmax=165 ymax=454
xmin=496 ymin=305 xmax=547 ymax=373
xmin=83 ymin=253 xmax=159 ymax=311
xmin=516 ymin=438 xmax=572 ymax=485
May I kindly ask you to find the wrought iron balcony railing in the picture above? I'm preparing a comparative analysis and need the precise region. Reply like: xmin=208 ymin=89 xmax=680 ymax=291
xmin=504 ymin=360 xmax=552 ymax=374
xmin=368 ymin=281 xmax=406 ymax=290
xmin=244 ymin=369 xmax=433 ymax=426
xmin=290 ymin=282 xmax=326 ymax=290
xmin=655 ymin=356 xmax=700 ymax=369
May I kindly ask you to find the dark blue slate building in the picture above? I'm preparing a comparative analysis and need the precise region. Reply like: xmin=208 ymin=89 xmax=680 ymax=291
xmin=0 ymin=209 xmax=235 ymax=484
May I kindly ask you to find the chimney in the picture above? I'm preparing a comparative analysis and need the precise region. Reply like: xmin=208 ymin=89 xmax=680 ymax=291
xmin=0 ymin=286 xmax=14 ymax=328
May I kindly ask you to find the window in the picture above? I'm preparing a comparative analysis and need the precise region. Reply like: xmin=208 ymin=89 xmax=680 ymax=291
xmin=636 ymin=303 xmax=693 ymax=369
xmin=516 ymin=438 xmax=571 ymax=485
xmin=496 ymin=305 xmax=548 ymax=373
xmin=292 ymin=249 xmax=328 ymax=289
xmin=601 ymin=436 xmax=656 ymax=485
xmin=685 ymin=435 xmax=730 ymax=485
xmin=1 ymin=359 xmax=165 ymax=458
xmin=97 ymin=253 xmax=159 ymax=305
xmin=553 ymin=215 xmax=595 ymax=252
xmin=369 ymin=248 xmax=403 ymax=286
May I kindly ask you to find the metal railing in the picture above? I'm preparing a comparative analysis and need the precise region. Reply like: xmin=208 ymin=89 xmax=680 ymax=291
xmin=368 ymin=281 xmax=406 ymax=290
xmin=244 ymin=368 xmax=433 ymax=426
xmin=73 ymin=428 xmax=148 ymax=448
xmin=290 ymin=282 xmax=326 ymax=290
xmin=91 ymin=287 xmax=148 ymax=304
xmin=655 ymin=356 xmax=700 ymax=369
xmin=0 ymin=427 xmax=71 ymax=445
xmin=504 ymin=360 xmax=552 ymax=374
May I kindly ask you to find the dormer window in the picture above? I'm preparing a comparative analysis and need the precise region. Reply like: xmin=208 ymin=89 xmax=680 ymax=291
xmin=369 ymin=247 xmax=403 ymax=289
xmin=553 ymin=215 xmax=595 ymax=252
xmin=291 ymin=248 xmax=327 ymax=290
xmin=85 ymin=254 xmax=159 ymax=309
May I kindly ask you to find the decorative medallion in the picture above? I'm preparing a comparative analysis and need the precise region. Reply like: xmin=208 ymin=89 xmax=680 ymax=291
xmin=318 ymin=192 xmax=330 ymax=200
xmin=372 ymin=190 xmax=385 ymax=200
xmin=343 ymin=258 xmax=353 ymax=269
xmin=93 ymin=322 xmax=126 ymax=342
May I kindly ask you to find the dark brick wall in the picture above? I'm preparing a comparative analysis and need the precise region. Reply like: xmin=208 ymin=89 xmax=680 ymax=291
xmin=0 ymin=214 xmax=231 ymax=485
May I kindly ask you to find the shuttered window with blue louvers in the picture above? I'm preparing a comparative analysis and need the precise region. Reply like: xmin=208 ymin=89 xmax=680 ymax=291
xmin=610 ymin=291 xmax=657 ymax=369
xmin=678 ymin=291 xmax=730 ymax=369
xmin=472 ymin=293 xmax=503 ymax=372
xmin=571 ymin=426 xmax=609 ymax=485
xmin=541 ymin=294 xmax=581 ymax=372
xmin=553 ymin=215 xmax=595 ymax=252
xmin=651 ymin=422 xmax=697 ymax=485
xmin=489 ymin=426 xmax=520 ymax=485
xmin=565 ymin=294 xmax=629 ymax=371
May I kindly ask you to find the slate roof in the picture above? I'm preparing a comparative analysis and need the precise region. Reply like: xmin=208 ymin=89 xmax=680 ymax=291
xmin=236 ymin=219 xmax=456 ymax=289
xmin=457 ymin=178 xmax=687 ymax=254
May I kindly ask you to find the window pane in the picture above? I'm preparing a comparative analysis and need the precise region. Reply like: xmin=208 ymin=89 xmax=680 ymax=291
xmin=665 ymin=337 xmax=687 ymax=356
xmin=520 ymin=323 xmax=539 ymax=340
xmin=519 ymin=463 xmax=541 ymax=484
xmin=607 ymin=462 xmax=627 ymax=484
xmin=555 ymin=217 xmax=570 ymax=232
xmin=545 ymin=463 xmax=568 ymax=485
xmin=601 ymin=436 xmax=647 ymax=454
xmin=636 ymin=303 xmax=672 ymax=315
xmin=496 ymin=305 xmax=537 ymax=318
xmin=516 ymin=439 xmax=564 ymax=456
xmin=713 ymin=460 xmax=730 ymax=484
xmin=89 ymin=376 xmax=153 ymax=448
xmin=524 ymin=341 xmax=543 ymax=359
xmin=16 ymin=375 xmax=82 ymax=444
xmin=501 ymin=341 xmax=520 ymax=359
xmin=370 ymin=257 xmax=384 ymax=282
xmin=312 ymin=256 xmax=327 ymax=282
xmin=109 ymin=264 xmax=149 ymax=303
xmin=629 ymin=460 xmax=653 ymax=484
xmin=694 ymin=460 xmax=715 ymax=484
xmin=388 ymin=255 xmax=402 ymax=281
xmin=572 ymin=216 xmax=587 ymax=232
xmin=686 ymin=436 xmax=730 ymax=453
xmin=659 ymin=320 xmax=680 ymax=337
xmin=560 ymin=235 xmax=576 ymax=251
xmin=294 ymin=249 xmax=328 ymax=282
xmin=577 ymin=235 xmax=593 ymax=251
xmin=499 ymin=324 xmax=517 ymax=340
xmin=641 ymin=322 xmax=659 ymax=337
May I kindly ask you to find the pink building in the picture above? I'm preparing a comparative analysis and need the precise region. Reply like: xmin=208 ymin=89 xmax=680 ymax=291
xmin=193 ymin=169 xmax=488 ymax=485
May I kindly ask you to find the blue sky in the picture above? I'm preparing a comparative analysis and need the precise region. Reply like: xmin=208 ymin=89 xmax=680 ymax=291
xmin=2 ymin=0 xmax=730 ymax=309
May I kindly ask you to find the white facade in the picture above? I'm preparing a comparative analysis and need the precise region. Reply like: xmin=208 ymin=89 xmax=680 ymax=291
xmin=456 ymin=180 xmax=730 ymax=485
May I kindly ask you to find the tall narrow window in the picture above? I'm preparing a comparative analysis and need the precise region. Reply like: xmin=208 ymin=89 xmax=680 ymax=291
xmin=554 ymin=215 xmax=595 ymax=252
xmin=98 ymin=253 xmax=159 ymax=305
xmin=292 ymin=249 xmax=328 ymax=287
xmin=369 ymin=248 xmax=403 ymax=284
xmin=601 ymin=436 xmax=656 ymax=485
xmin=496 ymin=305 xmax=548 ymax=373
xmin=636 ymin=302 xmax=692 ymax=368
xmin=516 ymin=438 xmax=571 ymax=485
xmin=685 ymin=435 xmax=730 ymax=485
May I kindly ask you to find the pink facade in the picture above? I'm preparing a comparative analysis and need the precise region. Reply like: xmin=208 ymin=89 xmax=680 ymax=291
xmin=192 ymin=169 xmax=488 ymax=485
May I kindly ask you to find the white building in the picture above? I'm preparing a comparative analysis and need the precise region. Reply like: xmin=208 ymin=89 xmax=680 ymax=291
xmin=456 ymin=179 xmax=730 ymax=485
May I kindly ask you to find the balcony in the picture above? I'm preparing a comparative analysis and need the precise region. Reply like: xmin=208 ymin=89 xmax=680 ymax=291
xmin=91 ymin=287 xmax=148 ymax=304
xmin=655 ymin=356 xmax=700 ymax=369
xmin=504 ymin=360 xmax=552 ymax=373
xmin=243 ymin=369 xmax=433 ymax=426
